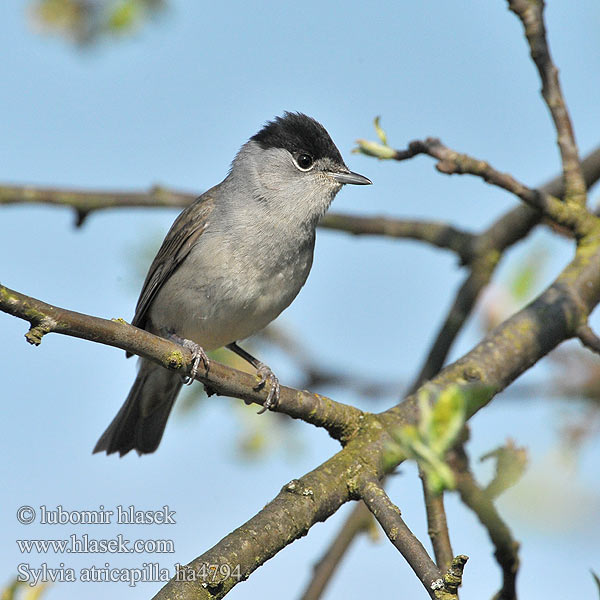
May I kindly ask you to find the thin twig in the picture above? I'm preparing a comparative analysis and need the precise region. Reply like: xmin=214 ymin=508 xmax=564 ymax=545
xmin=359 ymin=475 xmax=443 ymax=598
xmin=420 ymin=469 xmax=454 ymax=571
xmin=0 ymin=181 xmax=479 ymax=263
xmin=397 ymin=138 xmax=594 ymax=236
xmin=448 ymin=446 xmax=520 ymax=600
xmin=507 ymin=0 xmax=587 ymax=207
xmin=360 ymin=475 xmax=469 ymax=599
xmin=320 ymin=214 xmax=476 ymax=264
xmin=0 ymin=183 xmax=197 ymax=225
xmin=2 ymin=146 xmax=600 ymax=238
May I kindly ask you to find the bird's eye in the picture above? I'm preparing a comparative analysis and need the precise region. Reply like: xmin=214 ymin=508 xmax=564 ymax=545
xmin=296 ymin=153 xmax=314 ymax=171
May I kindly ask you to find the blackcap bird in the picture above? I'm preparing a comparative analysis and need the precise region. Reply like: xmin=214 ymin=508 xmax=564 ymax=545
xmin=94 ymin=112 xmax=371 ymax=456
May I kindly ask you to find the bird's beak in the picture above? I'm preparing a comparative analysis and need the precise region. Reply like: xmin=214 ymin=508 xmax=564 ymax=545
xmin=331 ymin=169 xmax=372 ymax=186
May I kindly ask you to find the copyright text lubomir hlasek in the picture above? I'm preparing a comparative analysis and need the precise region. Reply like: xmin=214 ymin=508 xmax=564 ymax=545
xmin=31 ymin=505 xmax=176 ymax=525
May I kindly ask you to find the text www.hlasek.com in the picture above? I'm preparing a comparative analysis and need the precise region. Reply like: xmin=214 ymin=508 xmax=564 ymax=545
xmin=17 ymin=534 xmax=174 ymax=554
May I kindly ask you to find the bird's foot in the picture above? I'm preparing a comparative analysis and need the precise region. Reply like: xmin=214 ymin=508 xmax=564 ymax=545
xmin=254 ymin=363 xmax=281 ymax=414
xmin=167 ymin=333 xmax=210 ymax=384
xmin=182 ymin=339 xmax=210 ymax=385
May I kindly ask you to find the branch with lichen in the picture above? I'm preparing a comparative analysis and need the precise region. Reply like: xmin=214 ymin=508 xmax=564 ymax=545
xmin=299 ymin=144 xmax=600 ymax=599
xmin=356 ymin=137 xmax=594 ymax=237
xmin=3 ymin=4 xmax=600 ymax=596
xmin=0 ymin=284 xmax=362 ymax=443
xmin=359 ymin=474 xmax=448 ymax=599
xmin=2 ymin=202 xmax=599 ymax=599
xmin=390 ymin=233 xmax=600 ymax=427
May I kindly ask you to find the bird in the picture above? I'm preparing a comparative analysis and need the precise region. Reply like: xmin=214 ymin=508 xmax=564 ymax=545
xmin=94 ymin=112 xmax=371 ymax=456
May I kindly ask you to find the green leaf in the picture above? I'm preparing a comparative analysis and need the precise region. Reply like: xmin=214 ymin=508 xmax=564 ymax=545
xmin=481 ymin=440 xmax=528 ymax=498
xmin=389 ymin=384 xmax=494 ymax=494
xmin=429 ymin=385 xmax=466 ymax=454
xmin=353 ymin=139 xmax=397 ymax=160
xmin=353 ymin=116 xmax=396 ymax=159
xmin=373 ymin=115 xmax=388 ymax=145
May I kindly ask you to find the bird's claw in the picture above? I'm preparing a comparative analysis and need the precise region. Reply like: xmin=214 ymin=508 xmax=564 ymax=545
xmin=254 ymin=364 xmax=280 ymax=414
xmin=181 ymin=339 xmax=210 ymax=385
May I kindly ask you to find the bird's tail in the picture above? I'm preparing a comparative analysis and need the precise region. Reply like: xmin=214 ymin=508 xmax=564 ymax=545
xmin=93 ymin=359 xmax=183 ymax=456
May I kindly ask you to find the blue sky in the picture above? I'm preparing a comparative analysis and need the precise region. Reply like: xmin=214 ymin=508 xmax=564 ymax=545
xmin=1 ymin=2 xmax=599 ymax=599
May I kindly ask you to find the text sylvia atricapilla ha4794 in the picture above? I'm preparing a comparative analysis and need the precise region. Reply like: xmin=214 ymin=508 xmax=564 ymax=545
xmin=94 ymin=112 xmax=371 ymax=457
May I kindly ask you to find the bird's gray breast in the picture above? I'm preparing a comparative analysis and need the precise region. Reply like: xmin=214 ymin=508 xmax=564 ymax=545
xmin=149 ymin=219 xmax=316 ymax=350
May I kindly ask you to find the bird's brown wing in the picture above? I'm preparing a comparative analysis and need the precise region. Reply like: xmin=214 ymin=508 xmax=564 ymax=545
xmin=130 ymin=193 xmax=215 ymax=333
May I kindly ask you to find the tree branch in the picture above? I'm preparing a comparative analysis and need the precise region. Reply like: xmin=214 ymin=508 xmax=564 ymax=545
xmin=0 ymin=183 xmax=197 ymax=225
xmin=0 ymin=284 xmax=362 ymax=443
xmin=151 ymin=414 xmax=400 ymax=600
xmin=2 ymin=211 xmax=599 ymax=598
xmin=0 ymin=182 xmax=472 ymax=263
xmin=394 ymin=138 xmax=594 ymax=236
xmin=420 ymin=471 xmax=454 ymax=571
xmin=409 ymin=256 xmax=498 ymax=393
xmin=507 ymin=0 xmax=587 ymax=207
xmin=299 ymin=145 xmax=600 ymax=599
xmin=2 ymin=5 xmax=598 ymax=597
xmin=2 ymin=144 xmax=600 ymax=246
xmin=387 ymin=222 xmax=600 ymax=431
xmin=448 ymin=445 xmax=520 ymax=600
xmin=319 ymin=214 xmax=476 ymax=264
xmin=359 ymin=475 xmax=443 ymax=598
xmin=408 ymin=143 xmax=600 ymax=393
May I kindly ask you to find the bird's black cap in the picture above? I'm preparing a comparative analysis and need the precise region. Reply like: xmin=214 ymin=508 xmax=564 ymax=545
xmin=251 ymin=112 xmax=345 ymax=166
